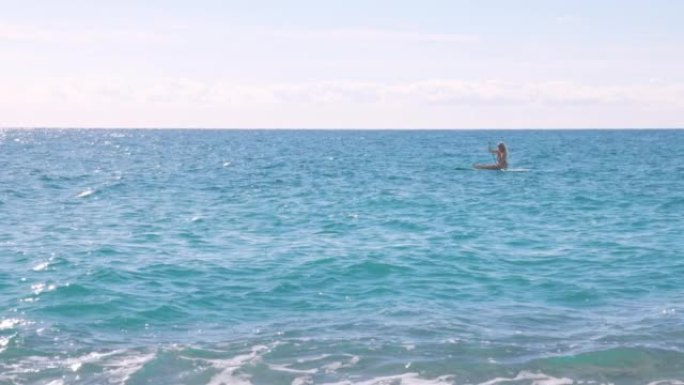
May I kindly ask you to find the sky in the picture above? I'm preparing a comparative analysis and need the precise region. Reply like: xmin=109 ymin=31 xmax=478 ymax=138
xmin=1 ymin=0 xmax=683 ymax=128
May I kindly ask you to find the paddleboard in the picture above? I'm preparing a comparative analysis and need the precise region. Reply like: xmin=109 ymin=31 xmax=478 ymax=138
xmin=471 ymin=166 xmax=530 ymax=172
xmin=473 ymin=164 xmax=504 ymax=170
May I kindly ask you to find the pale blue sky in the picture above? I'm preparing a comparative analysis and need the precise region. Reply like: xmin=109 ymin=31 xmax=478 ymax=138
xmin=1 ymin=0 xmax=683 ymax=128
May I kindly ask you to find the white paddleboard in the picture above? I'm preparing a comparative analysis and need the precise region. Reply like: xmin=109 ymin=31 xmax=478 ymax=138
xmin=501 ymin=168 xmax=530 ymax=172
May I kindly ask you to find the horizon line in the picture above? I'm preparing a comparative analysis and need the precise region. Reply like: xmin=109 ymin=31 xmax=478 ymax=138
xmin=2 ymin=127 xmax=683 ymax=131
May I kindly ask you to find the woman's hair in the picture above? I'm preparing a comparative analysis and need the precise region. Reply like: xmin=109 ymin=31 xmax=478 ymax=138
xmin=497 ymin=142 xmax=507 ymax=152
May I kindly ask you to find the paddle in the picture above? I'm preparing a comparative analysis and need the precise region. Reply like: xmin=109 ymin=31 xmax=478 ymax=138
xmin=488 ymin=141 xmax=497 ymax=163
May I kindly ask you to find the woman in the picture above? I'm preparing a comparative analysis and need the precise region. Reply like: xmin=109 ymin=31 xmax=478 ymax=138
xmin=474 ymin=142 xmax=508 ymax=170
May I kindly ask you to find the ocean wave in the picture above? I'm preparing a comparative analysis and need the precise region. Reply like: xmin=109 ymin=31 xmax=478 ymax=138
xmin=0 ymin=344 xmax=416 ymax=384
xmin=0 ymin=341 xmax=682 ymax=385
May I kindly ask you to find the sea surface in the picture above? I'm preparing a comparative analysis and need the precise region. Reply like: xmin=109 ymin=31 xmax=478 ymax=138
xmin=1 ymin=129 xmax=683 ymax=385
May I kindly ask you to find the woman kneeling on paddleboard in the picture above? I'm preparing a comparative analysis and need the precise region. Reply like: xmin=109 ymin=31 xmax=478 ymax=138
xmin=474 ymin=142 xmax=508 ymax=170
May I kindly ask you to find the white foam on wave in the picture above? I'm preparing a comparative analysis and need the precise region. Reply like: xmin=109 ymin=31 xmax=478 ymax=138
xmin=314 ymin=370 xmax=582 ymax=385
xmin=3 ymin=345 xmax=679 ymax=385
xmin=322 ymin=354 xmax=360 ymax=373
xmin=32 ymin=254 xmax=58 ymax=272
xmin=320 ymin=372 xmax=454 ymax=385
xmin=101 ymin=350 xmax=156 ymax=384
xmin=0 ymin=348 xmax=154 ymax=385
xmin=442 ymin=338 xmax=461 ymax=345
xmin=0 ymin=355 xmax=60 ymax=384
xmin=478 ymin=371 xmax=573 ymax=385
xmin=296 ymin=354 xmax=332 ymax=363
xmin=207 ymin=344 xmax=270 ymax=385
xmin=292 ymin=375 xmax=314 ymax=385
xmin=269 ymin=363 xmax=318 ymax=374
xmin=32 ymin=261 xmax=51 ymax=271
xmin=76 ymin=188 xmax=95 ymax=198
xmin=0 ymin=318 xmax=23 ymax=330
xmin=0 ymin=334 xmax=15 ymax=353
xmin=64 ymin=350 xmax=122 ymax=374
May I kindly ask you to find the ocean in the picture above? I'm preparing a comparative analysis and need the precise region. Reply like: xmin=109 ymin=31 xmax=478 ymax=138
xmin=1 ymin=129 xmax=683 ymax=385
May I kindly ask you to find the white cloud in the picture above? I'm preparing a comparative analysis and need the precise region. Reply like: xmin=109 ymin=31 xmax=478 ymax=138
xmin=4 ymin=76 xmax=684 ymax=108
xmin=0 ymin=22 xmax=167 ymax=45
xmin=267 ymin=79 xmax=684 ymax=107
xmin=1 ymin=76 xmax=683 ymax=128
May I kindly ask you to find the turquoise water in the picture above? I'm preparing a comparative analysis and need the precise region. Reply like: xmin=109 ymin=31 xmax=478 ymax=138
xmin=1 ymin=129 xmax=683 ymax=385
